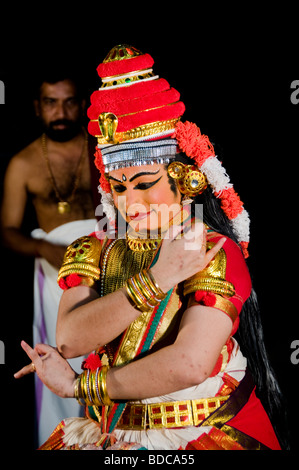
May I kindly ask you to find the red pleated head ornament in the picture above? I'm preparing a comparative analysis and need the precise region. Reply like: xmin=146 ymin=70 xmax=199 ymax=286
xmin=87 ymin=45 xmax=250 ymax=257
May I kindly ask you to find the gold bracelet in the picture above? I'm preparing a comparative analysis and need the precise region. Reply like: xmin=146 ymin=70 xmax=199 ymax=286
xmin=125 ymin=269 xmax=167 ymax=313
xmin=74 ymin=376 xmax=85 ymax=406
xmin=134 ymin=273 xmax=154 ymax=301
xmin=143 ymin=269 xmax=167 ymax=300
xmin=133 ymin=275 xmax=159 ymax=308
xmin=75 ymin=366 xmax=114 ymax=407
xmin=89 ymin=370 xmax=100 ymax=407
xmin=126 ymin=278 xmax=154 ymax=313
xmin=126 ymin=278 xmax=144 ymax=307
xmin=99 ymin=366 xmax=114 ymax=406
xmin=75 ymin=370 xmax=90 ymax=406
xmin=83 ymin=370 xmax=91 ymax=405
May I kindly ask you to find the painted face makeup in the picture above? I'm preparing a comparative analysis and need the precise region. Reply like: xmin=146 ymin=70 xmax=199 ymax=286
xmin=108 ymin=164 xmax=182 ymax=234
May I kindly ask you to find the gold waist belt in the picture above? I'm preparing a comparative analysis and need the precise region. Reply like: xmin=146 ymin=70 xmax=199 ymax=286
xmin=117 ymin=395 xmax=230 ymax=430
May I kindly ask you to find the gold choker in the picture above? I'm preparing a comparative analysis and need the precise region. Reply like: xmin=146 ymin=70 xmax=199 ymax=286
xmin=127 ymin=237 xmax=161 ymax=252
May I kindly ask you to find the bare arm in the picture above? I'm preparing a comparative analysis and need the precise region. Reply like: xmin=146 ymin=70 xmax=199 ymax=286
xmin=1 ymin=155 xmax=37 ymax=255
xmin=56 ymin=286 xmax=145 ymax=358
xmin=1 ymin=155 xmax=66 ymax=268
xmin=15 ymin=302 xmax=232 ymax=402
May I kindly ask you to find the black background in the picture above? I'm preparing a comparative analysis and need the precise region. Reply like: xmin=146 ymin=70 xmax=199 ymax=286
xmin=0 ymin=6 xmax=298 ymax=456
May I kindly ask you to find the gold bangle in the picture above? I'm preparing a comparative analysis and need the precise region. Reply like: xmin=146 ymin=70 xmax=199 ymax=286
xmin=79 ymin=370 xmax=85 ymax=399
xmin=82 ymin=370 xmax=93 ymax=407
xmin=126 ymin=278 xmax=154 ymax=313
xmin=82 ymin=370 xmax=89 ymax=402
xmin=134 ymin=273 xmax=154 ymax=301
xmin=133 ymin=275 xmax=159 ymax=308
xmin=144 ymin=269 xmax=166 ymax=300
xmin=89 ymin=370 xmax=100 ymax=407
xmin=75 ymin=366 xmax=114 ymax=407
xmin=138 ymin=271 xmax=158 ymax=300
xmin=76 ymin=371 xmax=90 ymax=406
xmin=85 ymin=370 xmax=94 ymax=406
xmin=95 ymin=367 xmax=104 ymax=405
xmin=140 ymin=270 xmax=159 ymax=297
xmin=99 ymin=366 xmax=114 ymax=406
xmin=126 ymin=278 xmax=144 ymax=306
xmin=74 ymin=376 xmax=85 ymax=406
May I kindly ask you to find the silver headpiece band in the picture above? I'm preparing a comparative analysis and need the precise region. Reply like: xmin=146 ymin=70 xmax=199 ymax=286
xmin=99 ymin=138 xmax=178 ymax=173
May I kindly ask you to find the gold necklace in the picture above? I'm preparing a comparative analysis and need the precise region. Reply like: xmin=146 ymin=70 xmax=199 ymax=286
xmin=126 ymin=236 xmax=161 ymax=252
xmin=41 ymin=130 xmax=88 ymax=214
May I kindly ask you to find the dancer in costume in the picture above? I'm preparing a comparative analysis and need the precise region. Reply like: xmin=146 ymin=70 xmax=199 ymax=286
xmin=15 ymin=45 xmax=286 ymax=450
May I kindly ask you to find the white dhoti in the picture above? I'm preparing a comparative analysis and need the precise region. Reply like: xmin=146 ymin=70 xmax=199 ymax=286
xmin=32 ymin=219 xmax=97 ymax=447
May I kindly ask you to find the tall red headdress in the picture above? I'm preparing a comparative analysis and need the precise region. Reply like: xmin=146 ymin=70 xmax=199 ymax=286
xmin=87 ymin=45 xmax=250 ymax=256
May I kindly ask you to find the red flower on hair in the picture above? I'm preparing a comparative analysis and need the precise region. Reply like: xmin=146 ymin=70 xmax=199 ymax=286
xmin=94 ymin=148 xmax=111 ymax=193
xmin=215 ymin=187 xmax=243 ymax=219
xmin=175 ymin=121 xmax=215 ymax=167
xmin=240 ymin=241 xmax=249 ymax=259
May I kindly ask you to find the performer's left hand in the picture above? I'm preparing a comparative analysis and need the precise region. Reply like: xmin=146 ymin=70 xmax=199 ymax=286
xmin=14 ymin=341 xmax=76 ymax=398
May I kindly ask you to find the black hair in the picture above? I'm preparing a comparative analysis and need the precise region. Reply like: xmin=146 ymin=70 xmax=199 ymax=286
xmin=168 ymin=153 xmax=289 ymax=450
xmin=33 ymin=62 xmax=86 ymax=101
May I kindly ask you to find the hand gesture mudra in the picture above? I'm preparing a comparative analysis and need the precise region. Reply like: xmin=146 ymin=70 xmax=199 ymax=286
xmin=151 ymin=221 xmax=225 ymax=293
xmin=14 ymin=341 xmax=76 ymax=399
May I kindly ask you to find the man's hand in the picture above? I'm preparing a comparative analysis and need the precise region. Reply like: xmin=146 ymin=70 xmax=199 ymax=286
xmin=35 ymin=240 xmax=67 ymax=269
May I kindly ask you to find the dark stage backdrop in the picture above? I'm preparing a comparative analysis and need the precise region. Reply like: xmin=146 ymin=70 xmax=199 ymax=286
xmin=0 ymin=15 xmax=298 ymax=456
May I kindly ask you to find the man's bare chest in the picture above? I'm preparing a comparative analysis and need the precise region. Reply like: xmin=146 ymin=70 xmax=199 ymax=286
xmin=27 ymin=155 xmax=92 ymax=202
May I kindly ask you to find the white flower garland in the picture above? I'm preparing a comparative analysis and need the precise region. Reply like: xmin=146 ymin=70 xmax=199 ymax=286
xmin=200 ymin=156 xmax=233 ymax=193
xmin=98 ymin=186 xmax=116 ymax=222
xmin=201 ymin=155 xmax=250 ymax=245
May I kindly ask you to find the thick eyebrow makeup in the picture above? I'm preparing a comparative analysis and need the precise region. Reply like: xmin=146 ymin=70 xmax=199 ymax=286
xmin=129 ymin=169 xmax=160 ymax=182
xmin=108 ymin=169 xmax=160 ymax=184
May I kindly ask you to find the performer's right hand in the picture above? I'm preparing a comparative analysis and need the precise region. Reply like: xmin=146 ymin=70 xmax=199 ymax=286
xmin=14 ymin=341 xmax=77 ymax=399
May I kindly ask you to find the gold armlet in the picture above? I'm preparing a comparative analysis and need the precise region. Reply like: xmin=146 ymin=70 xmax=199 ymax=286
xmin=183 ymin=243 xmax=235 ymax=298
xmin=57 ymin=236 xmax=102 ymax=286
xmin=188 ymin=292 xmax=238 ymax=324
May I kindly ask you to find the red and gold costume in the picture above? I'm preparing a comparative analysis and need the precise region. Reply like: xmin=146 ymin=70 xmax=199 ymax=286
xmin=39 ymin=45 xmax=281 ymax=450
xmin=40 ymin=226 xmax=280 ymax=450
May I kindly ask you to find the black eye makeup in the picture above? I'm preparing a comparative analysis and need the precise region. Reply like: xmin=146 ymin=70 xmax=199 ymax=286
xmin=112 ymin=184 xmax=127 ymax=193
xmin=109 ymin=170 xmax=162 ymax=193
xmin=134 ymin=175 xmax=162 ymax=190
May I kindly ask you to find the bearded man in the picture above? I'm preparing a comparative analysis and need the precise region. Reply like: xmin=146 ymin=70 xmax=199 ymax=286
xmin=1 ymin=74 xmax=99 ymax=445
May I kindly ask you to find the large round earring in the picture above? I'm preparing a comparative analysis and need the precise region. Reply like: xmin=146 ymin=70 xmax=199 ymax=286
xmin=167 ymin=162 xmax=208 ymax=202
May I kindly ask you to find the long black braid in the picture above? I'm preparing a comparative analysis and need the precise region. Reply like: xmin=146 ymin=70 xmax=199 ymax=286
xmin=168 ymin=154 xmax=289 ymax=450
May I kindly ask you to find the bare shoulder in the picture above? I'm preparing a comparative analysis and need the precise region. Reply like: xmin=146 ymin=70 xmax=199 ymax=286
xmin=12 ymin=138 xmax=41 ymax=165
xmin=6 ymin=138 xmax=41 ymax=177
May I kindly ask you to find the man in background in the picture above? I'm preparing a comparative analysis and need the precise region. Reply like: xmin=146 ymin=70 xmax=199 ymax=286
xmin=1 ymin=73 xmax=99 ymax=445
